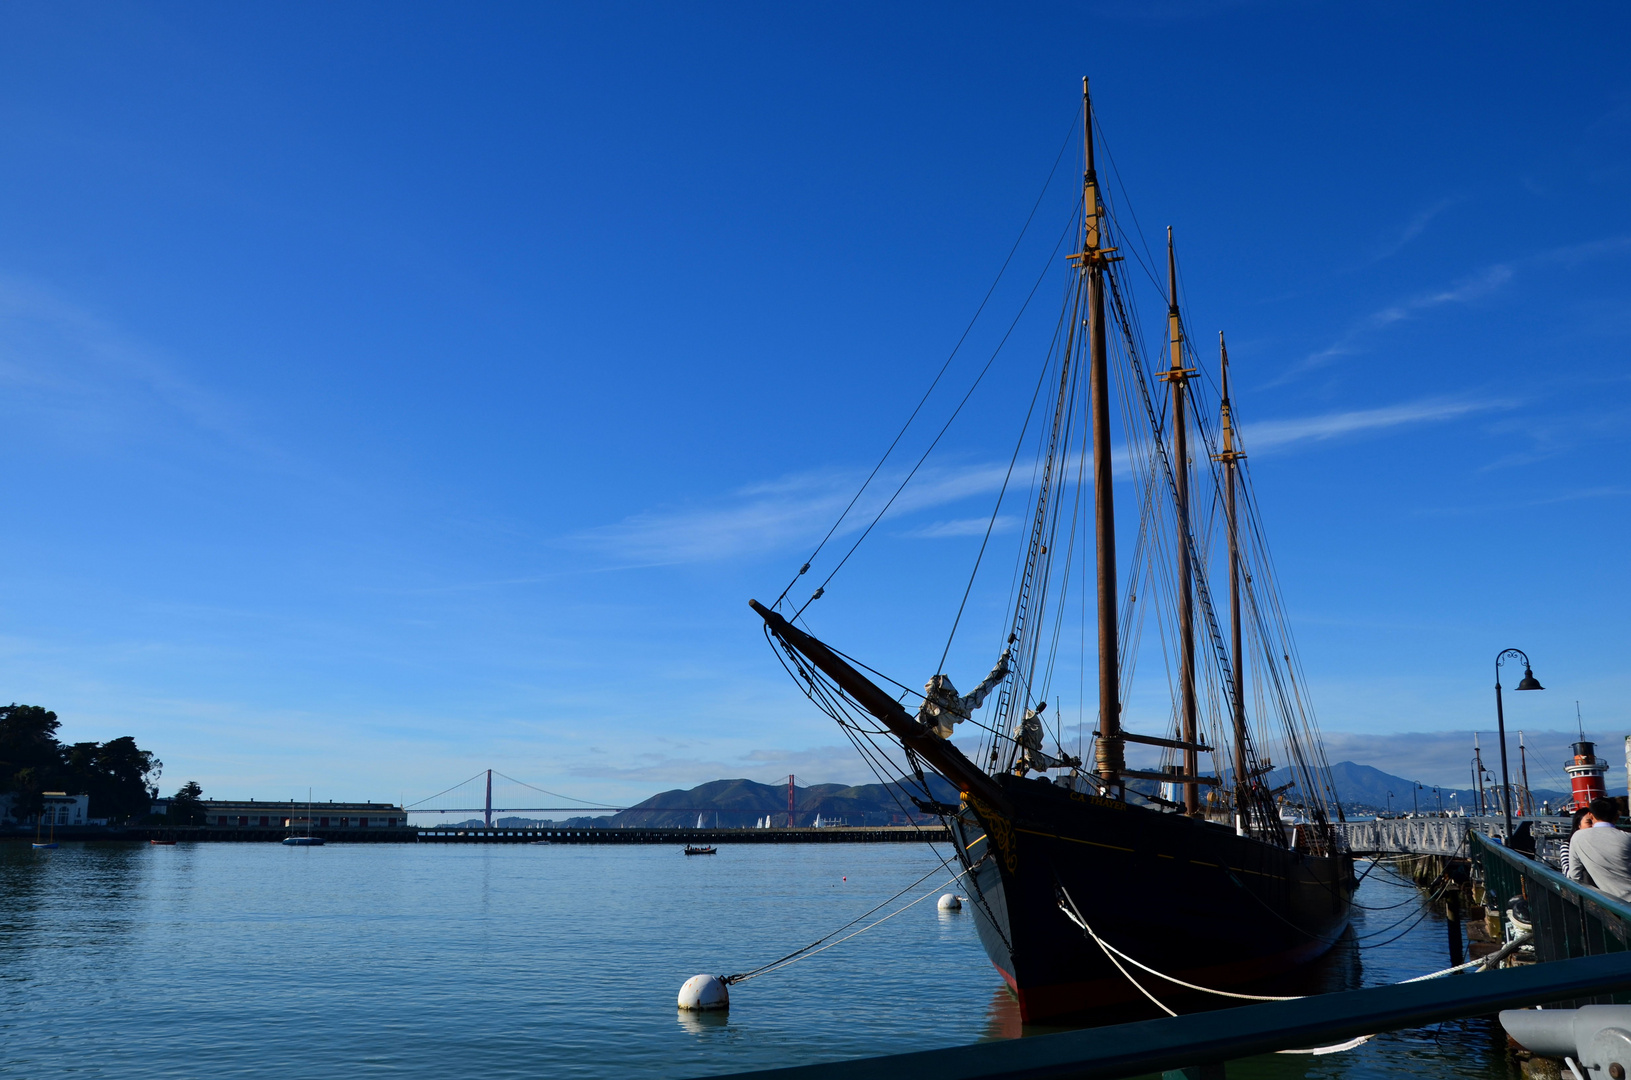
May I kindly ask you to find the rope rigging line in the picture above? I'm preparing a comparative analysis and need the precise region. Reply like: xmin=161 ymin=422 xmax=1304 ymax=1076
xmin=938 ymin=256 xmax=1080 ymax=676
xmin=771 ymin=105 xmax=1082 ymax=613
xmin=793 ymin=205 xmax=1080 ymax=620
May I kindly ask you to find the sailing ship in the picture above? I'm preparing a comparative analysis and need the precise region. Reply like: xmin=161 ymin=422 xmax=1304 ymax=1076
xmin=751 ymin=80 xmax=1354 ymax=1022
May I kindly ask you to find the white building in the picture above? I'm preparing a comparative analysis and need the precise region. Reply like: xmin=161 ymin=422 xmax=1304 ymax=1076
xmin=0 ymin=791 xmax=89 ymax=827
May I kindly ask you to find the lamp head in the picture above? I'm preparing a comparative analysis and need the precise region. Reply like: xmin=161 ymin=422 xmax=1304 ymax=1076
xmin=1516 ymin=667 xmax=1544 ymax=692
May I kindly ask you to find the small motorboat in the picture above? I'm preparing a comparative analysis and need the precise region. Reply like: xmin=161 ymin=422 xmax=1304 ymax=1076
xmin=684 ymin=845 xmax=717 ymax=856
xmin=149 ymin=839 xmax=177 ymax=846
xmin=31 ymin=842 xmax=57 ymax=850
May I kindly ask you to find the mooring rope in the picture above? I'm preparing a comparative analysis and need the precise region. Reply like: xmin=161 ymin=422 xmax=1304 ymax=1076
xmin=1054 ymin=885 xmax=1531 ymax=1057
xmin=723 ymin=865 xmax=970 ymax=986
xmin=1056 ymin=885 xmax=1299 ymax=1004
xmin=1056 ymin=885 xmax=1368 ymax=1055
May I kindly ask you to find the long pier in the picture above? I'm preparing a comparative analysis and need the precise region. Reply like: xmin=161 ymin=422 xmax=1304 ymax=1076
xmin=416 ymin=825 xmax=947 ymax=844
xmin=4 ymin=825 xmax=949 ymax=845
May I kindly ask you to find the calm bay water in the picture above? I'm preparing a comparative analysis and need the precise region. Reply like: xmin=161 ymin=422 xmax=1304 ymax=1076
xmin=0 ymin=840 xmax=1514 ymax=1079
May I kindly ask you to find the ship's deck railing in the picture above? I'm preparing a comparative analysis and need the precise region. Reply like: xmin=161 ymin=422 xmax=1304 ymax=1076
xmin=1473 ymin=830 xmax=1631 ymax=1007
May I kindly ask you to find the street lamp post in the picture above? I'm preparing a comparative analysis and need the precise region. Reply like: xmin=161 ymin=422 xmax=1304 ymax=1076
xmin=1413 ymin=782 xmax=1422 ymax=816
xmin=1435 ymin=787 xmax=1443 ymax=814
xmin=1386 ymin=791 xmax=1394 ymax=816
xmin=1494 ymin=648 xmax=1545 ymax=840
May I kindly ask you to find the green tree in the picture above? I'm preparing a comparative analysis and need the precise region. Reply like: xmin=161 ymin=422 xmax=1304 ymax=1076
xmin=64 ymin=738 xmax=162 ymax=823
xmin=0 ymin=704 xmax=164 ymax=824
xmin=0 ymin=705 xmax=63 ymax=821
xmin=168 ymin=781 xmax=204 ymax=825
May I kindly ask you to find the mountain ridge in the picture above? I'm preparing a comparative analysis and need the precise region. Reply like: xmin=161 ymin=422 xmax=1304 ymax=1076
xmin=453 ymin=761 xmax=1572 ymax=829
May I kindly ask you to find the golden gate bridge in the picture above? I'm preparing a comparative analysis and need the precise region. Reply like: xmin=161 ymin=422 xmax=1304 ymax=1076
xmin=404 ymin=770 xmax=803 ymax=827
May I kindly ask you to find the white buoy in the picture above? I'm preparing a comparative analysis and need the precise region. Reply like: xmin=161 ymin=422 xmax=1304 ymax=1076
xmin=678 ymin=974 xmax=730 ymax=1012
xmin=937 ymin=893 xmax=963 ymax=912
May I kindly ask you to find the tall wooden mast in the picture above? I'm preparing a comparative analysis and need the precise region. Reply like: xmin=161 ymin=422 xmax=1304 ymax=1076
xmin=1159 ymin=229 xmax=1199 ymax=815
xmin=1079 ymin=78 xmax=1123 ymax=787
xmin=1215 ymin=332 xmax=1248 ymax=819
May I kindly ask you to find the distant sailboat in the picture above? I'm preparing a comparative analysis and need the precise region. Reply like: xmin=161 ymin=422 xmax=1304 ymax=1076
xmin=283 ymin=788 xmax=326 ymax=847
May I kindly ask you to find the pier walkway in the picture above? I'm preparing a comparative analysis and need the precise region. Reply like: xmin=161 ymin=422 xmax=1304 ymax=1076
xmin=4 ymin=824 xmax=950 ymax=844
xmin=1338 ymin=815 xmax=1503 ymax=856
xmin=416 ymin=825 xmax=949 ymax=844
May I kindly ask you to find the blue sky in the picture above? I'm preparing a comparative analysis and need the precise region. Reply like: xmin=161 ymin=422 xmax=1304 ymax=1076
xmin=0 ymin=3 xmax=1627 ymax=807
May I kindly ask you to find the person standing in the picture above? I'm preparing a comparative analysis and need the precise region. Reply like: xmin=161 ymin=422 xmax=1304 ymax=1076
xmin=1566 ymin=797 xmax=1631 ymax=903
xmin=1561 ymin=806 xmax=1591 ymax=877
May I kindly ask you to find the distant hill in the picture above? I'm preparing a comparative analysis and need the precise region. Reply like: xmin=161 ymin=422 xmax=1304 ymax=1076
xmin=426 ymin=759 xmax=1574 ymax=832
xmin=607 ymin=775 xmax=962 ymax=828
xmin=429 ymin=777 xmax=962 ymax=830
xmin=1267 ymin=760 xmax=1569 ymax=815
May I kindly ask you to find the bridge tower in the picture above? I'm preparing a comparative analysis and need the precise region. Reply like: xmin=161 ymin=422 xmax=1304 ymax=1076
xmin=787 ymin=774 xmax=795 ymax=829
xmin=484 ymin=769 xmax=493 ymax=828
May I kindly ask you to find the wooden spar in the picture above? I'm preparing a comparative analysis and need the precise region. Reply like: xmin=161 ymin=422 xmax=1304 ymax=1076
xmin=1215 ymin=332 xmax=1248 ymax=819
xmin=1081 ymin=77 xmax=1124 ymax=788
xmin=1122 ymin=730 xmax=1212 ymax=753
xmin=1159 ymin=229 xmax=1199 ymax=815
xmin=748 ymin=599 xmax=1011 ymax=813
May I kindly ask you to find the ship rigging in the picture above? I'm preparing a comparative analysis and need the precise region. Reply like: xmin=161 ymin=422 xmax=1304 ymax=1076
xmin=752 ymin=79 xmax=1354 ymax=1021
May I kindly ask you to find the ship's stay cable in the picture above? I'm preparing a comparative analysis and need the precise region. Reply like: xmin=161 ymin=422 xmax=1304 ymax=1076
xmin=792 ymin=206 xmax=1078 ymax=620
xmin=771 ymin=106 xmax=1081 ymax=613
xmin=938 ymin=264 xmax=1077 ymax=676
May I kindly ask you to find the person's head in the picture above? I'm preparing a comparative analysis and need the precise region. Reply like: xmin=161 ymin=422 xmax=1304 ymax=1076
xmin=1571 ymin=808 xmax=1591 ymax=834
xmin=1589 ymin=797 xmax=1620 ymax=825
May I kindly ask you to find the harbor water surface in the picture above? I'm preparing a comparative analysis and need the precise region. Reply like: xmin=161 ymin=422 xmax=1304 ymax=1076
xmin=1 ymin=841 xmax=1514 ymax=1078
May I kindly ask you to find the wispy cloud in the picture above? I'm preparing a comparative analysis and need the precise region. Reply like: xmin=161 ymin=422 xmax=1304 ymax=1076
xmin=899 ymin=515 xmax=1018 ymax=539
xmin=1320 ymin=729 xmax=1619 ymax=792
xmin=1366 ymin=199 xmax=1456 ymax=264
xmin=1282 ymin=234 xmax=1631 ymax=385
xmin=582 ymin=393 xmax=1508 ymax=565
xmin=573 ymin=461 xmax=1012 ymax=566
xmin=0 ymin=274 xmax=282 ymax=463
xmin=564 ymin=744 xmax=884 ymax=787
xmin=1416 ymin=485 xmax=1631 ymax=517
xmin=1243 ymin=396 xmax=1511 ymax=453
xmin=1279 ymin=264 xmax=1515 ymax=383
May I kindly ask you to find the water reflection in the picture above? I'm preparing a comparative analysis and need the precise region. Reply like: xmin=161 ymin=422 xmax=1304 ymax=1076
xmin=675 ymin=1010 xmax=731 ymax=1036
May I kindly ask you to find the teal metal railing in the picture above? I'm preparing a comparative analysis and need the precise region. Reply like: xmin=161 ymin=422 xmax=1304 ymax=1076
xmin=1473 ymin=830 xmax=1631 ymax=1006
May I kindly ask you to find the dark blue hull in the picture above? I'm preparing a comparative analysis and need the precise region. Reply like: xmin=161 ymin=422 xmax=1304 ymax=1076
xmin=951 ymin=774 xmax=1354 ymax=1021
